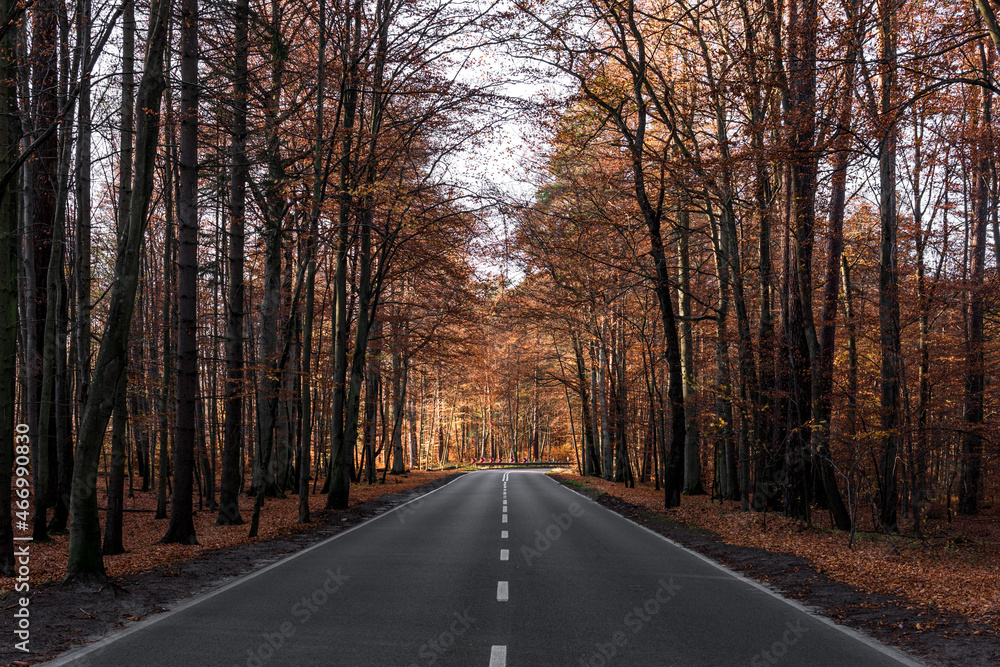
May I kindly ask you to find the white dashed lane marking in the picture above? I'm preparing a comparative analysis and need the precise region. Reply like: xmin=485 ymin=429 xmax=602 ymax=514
xmin=490 ymin=645 xmax=507 ymax=667
xmin=495 ymin=474 xmax=510 ymax=662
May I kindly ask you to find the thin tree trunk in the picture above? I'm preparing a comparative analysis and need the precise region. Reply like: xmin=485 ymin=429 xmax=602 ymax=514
xmin=217 ymin=0 xmax=249 ymax=527
xmin=391 ymin=349 xmax=409 ymax=474
xmin=959 ymin=46 xmax=991 ymax=515
xmin=571 ymin=331 xmax=600 ymax=476
xmin=298 ymin=0 xmax=326 ymax=522
xmin=327 ymin=0 xmax=363 ymax=509
xmin=156 ymin=102 xmax=176 ymax=521
xmin=877 ymin=0 xmax=902 ymax=531
xmin=812 ymin=0 xmax=859 ymax=532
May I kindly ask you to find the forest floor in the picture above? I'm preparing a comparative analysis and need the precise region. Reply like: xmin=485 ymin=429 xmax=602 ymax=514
xmin=0 ymin=470 xmax=459 ymax=666
xmin=550 ymin=471 xmax=1000 ymax=667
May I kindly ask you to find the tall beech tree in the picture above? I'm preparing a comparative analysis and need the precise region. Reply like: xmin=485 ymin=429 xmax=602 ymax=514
xmin=959 ymin=42 xmax=992 ymax=516
xmin=161 ymin=0 xmax=199 ymax=545
xmin=511 ymin=0 xmax=689 ymax=506
xmin=65 ymin=0 xmax=174 ymax=583
xmin=876 ymin=0 xmax=903 ymax=532
xmin=0 ymin=0 xmax=20 ymax=575
xmin=216 ymin=0 xmax=250 ymax=527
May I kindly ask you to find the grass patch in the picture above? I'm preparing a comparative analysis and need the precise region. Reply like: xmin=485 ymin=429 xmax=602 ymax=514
xmin=550 ymin=474 xmax=604 ymax=496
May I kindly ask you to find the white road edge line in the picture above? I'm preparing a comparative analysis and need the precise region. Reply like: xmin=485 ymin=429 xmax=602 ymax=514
xmin=45 ymin=473 xmax=471 ymax=667
xmin=544 ymin=475 xmax=925 ymax=667
xmin=497 ymin=581 xmax=509 ymax=601
xmin=489 ymin=644 xmax=507 ymax=667
xmin=500 ymin=549 xmax=509 ymax=561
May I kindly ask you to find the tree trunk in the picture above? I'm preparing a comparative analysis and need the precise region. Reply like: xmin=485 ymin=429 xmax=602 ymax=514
xmin=959 ymin=46 xmax=991 ymax=515
xmin=156 ymin=103 xmax=176 ymax=522
xmin=253 ymin=0 xmax=288 ymax=505
xmin=161 ymin=0 xmax=199 ymax=545
xmin=391 ymin=349 xmax=409 ymax=474
xmin=571 ymin=331 xmax=600 ymax=476
xmin=677 ymin=211 xmax=702 ymax=495
xmin=65 ymin=0 xmax=173 ymax=583
xmin=327 ymin=0 xmax=363 ymax=509
xmin=217 ymin=0 xmax=249 ymax=527
xmin=298 ymin=0 xmax=326 ymax=522
xmin=103 ymin=373 xmax=127 ymax=554
xmin=28 ymin=0 xmax=62 ymax=542
xmin=811 ymin=0 xmax=859 ymax=532
xmin=75 ymin=0 xmax=97 ymax=412
xmin=362 ymin=318 xmax=382 ymax=484
xmin=0 ymin=0 xmax=21 ymax=573
xmin=876 ymin=0 xmax=902 ymax=532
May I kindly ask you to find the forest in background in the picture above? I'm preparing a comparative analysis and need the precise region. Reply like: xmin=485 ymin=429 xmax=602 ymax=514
xmin=1 ymin=0 xmax=1000 ymax=586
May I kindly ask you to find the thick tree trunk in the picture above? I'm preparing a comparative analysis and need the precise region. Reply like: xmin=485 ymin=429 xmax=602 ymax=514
xmin=28 ymin=0 xmax=61 ymax=542
xmin=782 ymin=0 xmax=822 ymax=523
xmin=160 ymin=0 xmax=199 ymax=545
xmin=677 ymin=211 xmax=702 ymax=495
xmin=0 ymin=0 xmax=21 ymax=574
xmin=103 ymin=373 xmax=127 ymax=555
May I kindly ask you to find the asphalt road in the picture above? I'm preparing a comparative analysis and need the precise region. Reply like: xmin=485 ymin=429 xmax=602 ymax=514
xmin=45 ymin=471 xmax=923 ymax=667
